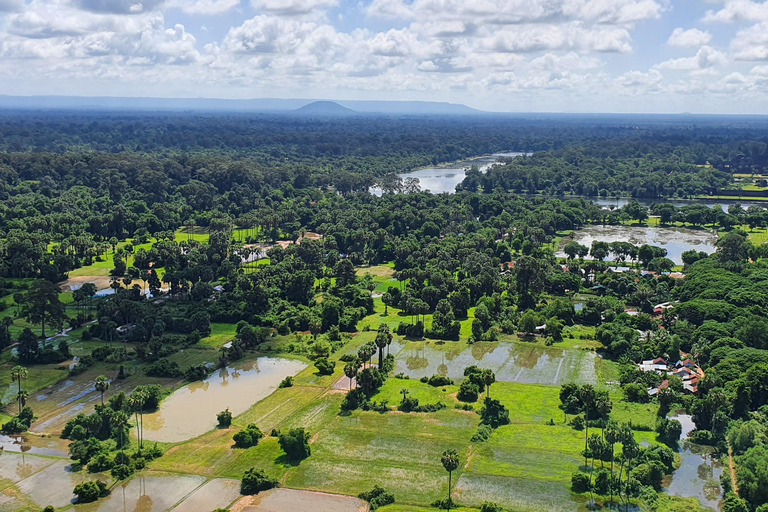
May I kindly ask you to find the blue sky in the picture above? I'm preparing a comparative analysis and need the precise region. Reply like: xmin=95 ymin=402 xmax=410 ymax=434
xmin=2 ymin=0 xmax=768 ymax=113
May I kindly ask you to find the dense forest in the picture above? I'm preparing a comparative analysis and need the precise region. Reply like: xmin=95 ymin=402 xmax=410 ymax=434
xmin=2 ymin=112 xmax=768 ymax=512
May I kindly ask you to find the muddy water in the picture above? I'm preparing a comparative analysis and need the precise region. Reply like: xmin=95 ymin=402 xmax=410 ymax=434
xmin=0 ymin=433 xmax=68 ymax=457
xmin=17 ymin=459 xmax=109 ymax=508
xmin=142 ymin=357 xmax=307 ymax=443
xmin=171 ymin=478 xmax=241 ymax=512
xmin=557 ymin=225 xmax=718 ymax=265
xmin=394 ymin=341 xmax=596 ymax=385
xmin=665 ymin=414 xmax=723 ymax=511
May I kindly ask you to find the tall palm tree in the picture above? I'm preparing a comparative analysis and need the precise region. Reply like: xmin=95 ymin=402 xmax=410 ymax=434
xmin=11 ymin=365 xmax=27 ymax=415
xmin=130 ymin=391 xmax=146 ymax=449
xmin=482 ymin=370 xmax=496 ymax=401
xmin=440 ymin=449 xmax=460 ymax=511
xmin=94 ymin=375 xmax=110 ymax=406
xmin=344 ymin=361 xmax=358 ymax=391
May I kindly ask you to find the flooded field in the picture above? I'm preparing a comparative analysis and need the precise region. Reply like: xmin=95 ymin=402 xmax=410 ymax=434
xmin=456 ymin=474 xmax=577 ymax=512
xmin=171 ymin=478 xmax=241 ymax=512
xmin=665 ymin=415 xmax=723 ymax=510
xmin=17 ymin=459 xmax=109 ymax=509
xmin=72 ymin=473 xmax=206 ymax=512
xmin=557 ymin=225 xmax=718 ymax=265
xmin=0 ymin=433 xmax=68 ymax=457
xmin=142 ymin=357 xmax=307 ymax=443
xmin=394 ymin=341 xmax=597 ymax=385
xmin=233 ymin=488 xmax=368 ymax=512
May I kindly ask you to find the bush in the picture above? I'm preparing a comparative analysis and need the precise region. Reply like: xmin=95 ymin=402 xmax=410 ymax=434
xmin=2 ymin=406 xmax=37 ymax=434
xmin=184 ymin=364 xmax=208 ymax=382
xmin=689 ymin=429 xmax=715 ymax=445
xmin=480 ymin=398 xmax=510 ymax=428
xmin=217 ymin=408 xmax=233 ymax=428
xmin=240 ymin=468 xmax=279 ymax=495
xmin=278 ymin=427 xmax=311 ymax=461
xmin=655 ymin=418 xmax=682 ymax=446
xmin=480 ymin=503 xmax=503 ymax=512
xmin=111 ymin=464 xmax=134 ymax=480
xmin=457 ymin=380 xmax=480 ymax=402
xmin=358 ymin=485 xmax=395 ymax=510
xmin=425 ymin=374 xmax=452 ymax=387
xmin=73 ymin=480 xmax=108 ymax=503
xmin=314 ymin=357 xmax=335 ymax=375
xmin=145 ymin=358 xmax=182 ymax=378
xmin=570 ymin=415 xmax=585 ymax=430
xmin=471 ymin=424 xmax=494 ymax=442
xmin=278 ymin=376 xmax=293 ymax=388
xmin=341 ymin=388 xmax=367 ymax=411
xmin=571 ymin=472 xmax=591 ymax=493
xmin=87 ymin=453 xmax=114 ymax=473
xmin=233 ymin=424 xmax=264 ymax=448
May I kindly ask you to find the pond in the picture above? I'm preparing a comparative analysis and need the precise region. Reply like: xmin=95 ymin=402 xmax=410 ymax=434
xmin=556 ymin=225 xmax=718 ymax=265
xmin=141 ymin=357 xmax=307 ymax=443
xmin=73 ymin=473 xmax=207 ymax=512
xmin=371 ymin=152 xmax=528 ymax=195
xmin=0 ymin=433 xmax=68 ymax=457
xmin=233 ymin=488 xmax=368 ymax=512
xmin=394 ymin=341 xmax=597 ymax=385
xmin=664 ymin=414 xmax=723 ymax=511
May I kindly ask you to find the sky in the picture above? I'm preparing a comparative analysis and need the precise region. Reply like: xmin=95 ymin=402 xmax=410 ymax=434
xmin=3 ymin=0 xmax=768 ymax=113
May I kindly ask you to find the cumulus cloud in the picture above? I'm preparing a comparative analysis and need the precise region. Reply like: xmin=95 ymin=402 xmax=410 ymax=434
xmin=655 ymin=45 xmax=728 ymax=70
xmin=479 ymin=23 xmax=632 ymax=54
xmin=250 ymin=0 xmax=337 ymax=15
xmin=368 ymin=0 xmax=661 ymax=24
xmin=668 ymin=28 xmax=711 ymax=47
xmin=704 ymin=0 xmax=768 ymax=22
xmin=172 ymin=0 xmax=241 ymax=15
xmin=733 ymin=22 xmax=768 ymax=59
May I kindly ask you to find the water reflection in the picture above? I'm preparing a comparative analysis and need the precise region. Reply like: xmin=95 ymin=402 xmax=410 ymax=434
xmin=665 ymin=414 xmax=723 ymax=510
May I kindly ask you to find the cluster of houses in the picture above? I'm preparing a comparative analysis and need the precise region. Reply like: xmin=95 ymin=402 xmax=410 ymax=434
xmin=639 ymin=352 xmax=705 ymax=396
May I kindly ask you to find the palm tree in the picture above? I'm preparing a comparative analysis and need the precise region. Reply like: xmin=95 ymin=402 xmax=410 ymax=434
xmin=130 ymin=391 xmax=146 ymax=449
xmin=94 ymin=375 xmax=110 ymax=406
xmin=344 ymin=361 xmax=359 ymax=391
xmin=11 ymin=365 xmax=27 ymax=415
xmin=375 ymin=329 xmax=389 ymax=366
xmin=482 ymin=369 xmax=496 ymax=401
xmin=604 ymin=420 xmax=619 ymax=505
xmin=579 ymin=384 xmax=596 ymax=467
xmin=440 ymin=449 xmax=460 ymax=511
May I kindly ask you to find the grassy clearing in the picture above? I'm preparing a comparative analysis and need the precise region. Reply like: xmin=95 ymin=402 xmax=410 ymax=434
xmin=199 ymin=322 xmax=237 ymax=348
xmin=610 ymin=399 xmax=659 ymax=430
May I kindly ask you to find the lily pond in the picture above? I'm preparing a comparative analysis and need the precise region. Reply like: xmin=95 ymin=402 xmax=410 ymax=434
xmin=142 ymin=357 xmax=307 ymax=443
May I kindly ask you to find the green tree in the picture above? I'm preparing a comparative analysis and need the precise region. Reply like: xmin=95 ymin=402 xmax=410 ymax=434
xmin=440 ymin=449 xmax=460 ymax=511
xmin=94 ymin=375 xmax=110 ymax=406
xmin=21 ymin=280 xmax=65 ymax=339
xmin=482 ymin=369 xmax=496 ymax=400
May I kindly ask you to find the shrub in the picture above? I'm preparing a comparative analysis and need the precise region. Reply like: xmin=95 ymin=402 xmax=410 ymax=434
xmin=145 ymin=358 xmax=182 ymax=378
xmin=480 ymin=398 xmax=510 ymax=428
xmin=73 ymin=481 xmax=108 ymax=503
xmin=234 ymin=424 xmax=264 ymax=448
xmin=111 ymin=464 xmax=134 ymax=480
xmin=571 ymin=472 xmax=591 ymax=493
xmin=240 ymin=468 xmax=279 ymax=495
xmin=278 ymin=427 xmax=311 ymax=460
xmin=426 ymin=374 xmax=452 ymax=387
xmin=570 ymin=415 xmax=585 ymax=430
xmin=457 ymin=381 xmax=479 ymax=402
xmin=278 ymin=376 xmax=293 ymax=388
xmin=314 ymin=357 xmax=335 ymax=375
xmin=358 ymin=485 xmax=395 ymax=510
xmin=87 ymin=453 xmax=114 ymax=473
xmin=480 ymin=503 xmax=503 ymax=512
xmin=217 ymin=408 xmax=233 ymax=428
xmin=655 ymin=418 xmax=682 ymax=446
xmin=184 ymin=364 xmax=208 ymax=382
xmin=471 ymin=424 xmax=494 ymax=442
xmin=1 ymin=406 xmax=36 ymax=434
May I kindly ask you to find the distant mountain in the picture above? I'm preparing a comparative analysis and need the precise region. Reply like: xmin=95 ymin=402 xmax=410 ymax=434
xmin=0 ymin=95 xmax=486 ymax=116
xmin=295 ymin=101 xmax=355 ymax=115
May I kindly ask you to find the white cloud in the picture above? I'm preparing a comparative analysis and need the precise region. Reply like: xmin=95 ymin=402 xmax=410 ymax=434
xmin=704 ymin=0 xmax=768 ymax=22
xmin=172 ymin=0 xmax=241 ymax=15
xmin=733 ymin=22 xmax=768 ymax=59
xmin=368 ymin=0 xmax=661 ymax=25
xmin=655 ymin=45 xmax=728 ymax=70
xmin=478 ymin=23 xmax=633 ymax=54
xmin=668 ymin=28 xmax=711 ymax=47
xmin=74 ymin=0 xmax=166 ymax=14
xmin=616 ymin=69 xmax=663 ymax=88
xmin=250 ymin=0 xmax=337 ymax=15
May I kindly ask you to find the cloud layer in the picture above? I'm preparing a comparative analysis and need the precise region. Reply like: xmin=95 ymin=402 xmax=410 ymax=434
xmin=0 ymin=0 xmax=765 ymax=112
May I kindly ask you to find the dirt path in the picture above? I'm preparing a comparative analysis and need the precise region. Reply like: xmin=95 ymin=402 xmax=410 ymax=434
xmin=728 ymin=436 xmax=739 ymax=494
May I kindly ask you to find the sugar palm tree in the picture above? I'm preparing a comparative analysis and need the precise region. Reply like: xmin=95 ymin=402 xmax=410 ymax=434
xmin=94 ymin=375 xmax=110 ymax=406
xmin=11 ymin=365 xmax=28 ymax=415
xmin=344 ymin=361 xmax=359 ymax=391
xmin=482 ymin=369 xmax=496 ymax=400
xmin=440 ymin=449 xmax=460 ymax=511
